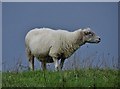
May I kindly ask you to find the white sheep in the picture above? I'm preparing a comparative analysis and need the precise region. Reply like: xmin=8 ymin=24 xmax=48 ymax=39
xmin=25 ymin=27 xmax=101 ymax=71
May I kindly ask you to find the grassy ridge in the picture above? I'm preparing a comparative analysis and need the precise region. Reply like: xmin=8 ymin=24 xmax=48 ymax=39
xmin=2 ymin=69 xmax=119 ymax=87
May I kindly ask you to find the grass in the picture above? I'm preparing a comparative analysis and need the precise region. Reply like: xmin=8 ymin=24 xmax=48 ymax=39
xmin=2 ymin=52 xmax=119 ymax=87
xmin=2 ymin=68 xmax=119 ymax=87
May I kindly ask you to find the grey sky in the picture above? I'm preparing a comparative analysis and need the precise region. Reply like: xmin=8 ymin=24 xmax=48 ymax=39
xmin=2 ymin=0 xmax=119 ymax=2
xmin=0 ymin=2 xmax=2 ymax=88
xmin=0 ymin=2 xmax=2 ymax=71
xmin=2 ymin=2 xmax=118 ymax=71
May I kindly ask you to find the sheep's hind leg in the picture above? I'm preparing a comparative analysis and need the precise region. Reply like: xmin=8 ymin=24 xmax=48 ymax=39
xmin=26 ymin=48 xmax=34 ymax=71
xmin=41 ymin=61 xmax=46 ymax=71
xmin=29 ymin=55 xmax=34 ymax=71
xmin=60 ymin=58 xmax=65 ymax=70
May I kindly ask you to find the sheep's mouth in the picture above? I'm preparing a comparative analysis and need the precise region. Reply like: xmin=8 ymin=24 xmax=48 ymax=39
xmin=87 ymin=40 xmax=101 ymax=44
xmin=96 ymin=40 xmax=101 ymax=43
xmin=89 ymin=38 xmax=101 ymax=43
xmin=93 ymin=40 xmax=101 ymax=44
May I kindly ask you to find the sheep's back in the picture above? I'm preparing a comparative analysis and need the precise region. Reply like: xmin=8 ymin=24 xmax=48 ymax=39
xmin=25 ymin=28 xmax=65 ymax=57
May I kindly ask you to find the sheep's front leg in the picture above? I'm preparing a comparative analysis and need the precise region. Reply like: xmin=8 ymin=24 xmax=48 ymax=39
xmin=60 ymin=58 xmax=65 ymax=70
xmin=41 ymin=61 xmax=46 ymax=71
xmin=53 ymin=58 xmax=60 ymax=71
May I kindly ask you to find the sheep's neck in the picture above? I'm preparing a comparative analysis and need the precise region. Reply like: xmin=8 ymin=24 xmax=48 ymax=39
xmin=63 ymin=31 xmax=85 ymax=58
xmin=75 ymin=31 xmax=86 ymax=46
xmin=68 ymin=31 xmax=85 ymax=47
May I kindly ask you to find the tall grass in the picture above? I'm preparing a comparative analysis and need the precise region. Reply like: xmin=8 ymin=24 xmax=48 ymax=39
xmin=2 ymin=52 xmax=118 ymax=72
xmin=2 ymin=52 xmax=119 ymax=87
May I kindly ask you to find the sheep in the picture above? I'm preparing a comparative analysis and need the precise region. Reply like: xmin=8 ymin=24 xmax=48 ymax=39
xmin=25 ymin=27 xmax=101 ymax=71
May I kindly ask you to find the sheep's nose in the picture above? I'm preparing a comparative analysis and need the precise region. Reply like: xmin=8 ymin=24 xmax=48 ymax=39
xmin=99 ymin=38 xmax=101 ymax=41
xmin=98 ymin=37 xmax=101 ymax=42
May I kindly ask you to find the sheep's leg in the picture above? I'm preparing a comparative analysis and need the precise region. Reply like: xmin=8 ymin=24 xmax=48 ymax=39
xmin=49 ymin=48 xmax=60 ymax=71
xmin=26 ymin=48 xmax=34 ymax=71
xmin=41 ymin=61 xmax=46 ymax=71
xmin=53 ymin=58 xmax=60 ymax=71
xmin=29 ymin=55 xmax=34 ymax=71
xmin=60 ymin=58 xmax=65 ymax=70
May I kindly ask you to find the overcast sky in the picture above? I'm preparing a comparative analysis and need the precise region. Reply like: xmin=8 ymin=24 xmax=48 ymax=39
xmin=2 ymin=2 xmax=118 ymax=71
xmin=0 ymin=3 xmax=2 ymax=71
xmin=2 ymin=0 xmax=119 ymax=2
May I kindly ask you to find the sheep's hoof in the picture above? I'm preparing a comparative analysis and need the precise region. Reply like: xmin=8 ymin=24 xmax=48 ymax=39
xmin=55 ymin=67 xmax=62 ymax=71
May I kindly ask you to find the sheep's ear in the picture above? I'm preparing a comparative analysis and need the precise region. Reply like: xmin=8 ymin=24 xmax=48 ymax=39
xmin=86 ymin=27 xmax=91 ymax=30
xmin=77 ymin=28 xmax=81 ymax=30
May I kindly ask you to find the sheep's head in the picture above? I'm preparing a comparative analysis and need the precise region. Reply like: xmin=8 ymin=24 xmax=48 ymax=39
xmin=82 ymin=28 xmax=101 ymax=44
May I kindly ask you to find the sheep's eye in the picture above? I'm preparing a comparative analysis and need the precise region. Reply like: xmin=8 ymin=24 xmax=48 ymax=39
xmin=88 ymin=32 xmax=94 ymax=36
xmin=89 ymin=32 xmax=93 ymax=36
xmin=85 ymin=32 xmax=91 ymax=35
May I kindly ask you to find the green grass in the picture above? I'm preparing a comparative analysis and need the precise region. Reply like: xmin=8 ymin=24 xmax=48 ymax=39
xmin=2 ymin=69 xmax=119 ymax=87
